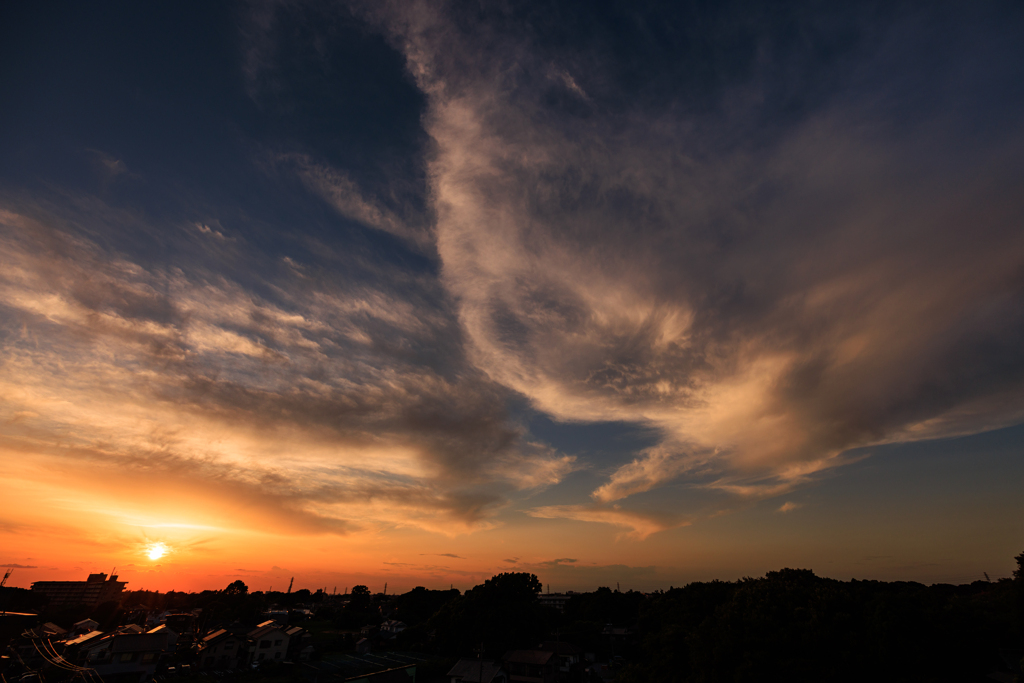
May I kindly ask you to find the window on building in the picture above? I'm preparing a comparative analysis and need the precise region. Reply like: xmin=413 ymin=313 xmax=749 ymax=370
xmin=141 ymin=653 xmax=156 ymax=663
xmin=118 ymin=653 xmax=135 ymax=663
xmin=274 ymin=639 xmax=282 ymax=646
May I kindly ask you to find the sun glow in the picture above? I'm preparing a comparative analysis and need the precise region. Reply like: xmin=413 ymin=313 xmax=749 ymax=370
xmin=146 ymin=542 xmax=168 ymax=561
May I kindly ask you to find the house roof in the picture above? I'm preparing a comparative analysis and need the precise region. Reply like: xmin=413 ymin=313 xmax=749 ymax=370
xmin=538 ymin=641 xmax=585 ymax=656
xmin=447 ymin=658 xmax=503 ymax=683
xmin=41 ymin=622 xmax=67 ymax=635
xmin=81 ymin=633 xmax=117 ymax=652
xmin=65 ymin=631 xmax=104 ymax=647
xmin=504 ymin=650 xmax=556 ymax=665
xmin=248 ymin=622 xmax=286 ymax=639
xmin=201 ymin=629 xmax=244 ymax=647
xmin=110 ymin=633 xmax=172 ymax=653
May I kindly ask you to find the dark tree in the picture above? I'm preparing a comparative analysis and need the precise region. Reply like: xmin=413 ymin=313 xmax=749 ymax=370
xmin=393 ymin=586 xmax=460 ymax=627
xmin=429 ymin=572 xmax=548 ymax=657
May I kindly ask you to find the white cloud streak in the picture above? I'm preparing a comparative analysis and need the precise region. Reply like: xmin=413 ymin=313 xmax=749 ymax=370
xmin=362 ymin=1 xmax=1024 ymax=516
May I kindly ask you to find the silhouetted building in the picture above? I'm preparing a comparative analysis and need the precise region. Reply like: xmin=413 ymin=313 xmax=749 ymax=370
xmin=448 ymin=658 xmax=506 ymax=683
xmin=284 ymin=625 xmax=312 ymax=661
xmin=248 ymin=620 xmax=289 ymax=663
xmin=31 ymin=573 xmax=126 ymax=607
xmin=197 ymin=628 xmax=248 ymax=670
xmin=537 ymin=592 xmax=574 ymax=613
xmin=537 ymin=641 xmax=586 ymax=675
xmin=504 ymin=650 xmax=559 ymax=683
xmin=71 ymin=618 xmax=99 ymax=635
xmin=84 ymin=632 xmax=173 ymax=682
xmin=380 ymin=619 xmax=406 ymax=639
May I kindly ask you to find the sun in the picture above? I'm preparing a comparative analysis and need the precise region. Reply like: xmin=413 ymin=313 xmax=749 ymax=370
xmin=146 ymin=542 xmax=168 ymax=561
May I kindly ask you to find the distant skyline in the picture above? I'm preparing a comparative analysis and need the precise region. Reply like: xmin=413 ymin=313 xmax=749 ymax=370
xmin=1 ymin=0 xmax=1022 ymax=594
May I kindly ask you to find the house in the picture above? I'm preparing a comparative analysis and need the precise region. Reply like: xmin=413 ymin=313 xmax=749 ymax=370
xmin=262 ymin=609 xmax=289 ymax=623
xmin=503 ymin=650 xmax=559 ymax=683
xmin=447 ymin=658 xmax=506 ymax=683
xmin=356 ymin=637 xmax=372 ymax=654
xmin=197 ymin=628 xmax=248 ymax=669
xmin=599 ymin=625 xmax=631 ymax=640
xmin=380 ymin=619 xmax=407 ymax=639
xmin=86 ymin=632 xmax=173 ymax=682
xmin=29 ymin=622 xmax=67 ymax=639
xmin=162 ymin=613 xmax=195 ymax=634
xmin=13 ymin=622 xmax=68 ymax=669
xmin=61 ymin=630 xmax=105 ymax=663
xmin=71 ymin=619 xmax=99 ymax=635
xmin=346 ymin=665 xmax=417 ymax=683
xmin=145 ymin=624 xmax=177 ymax=650
xmin=247 ymin=620 xmax=290 ymax=664
xmin=537 ymin=641 xmax=586 ymax=674
xmin=284 ymin=625 xmax=312 ymax=661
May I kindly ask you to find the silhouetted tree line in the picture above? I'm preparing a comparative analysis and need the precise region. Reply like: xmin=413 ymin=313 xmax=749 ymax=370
xmin=617 ymin=552 xmax=1024 ymax=683
xmin=6 ymin=552 xmax=1023 ymax=681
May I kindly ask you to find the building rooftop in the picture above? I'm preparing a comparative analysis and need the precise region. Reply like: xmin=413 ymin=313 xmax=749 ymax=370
xmin=65 ymin=630 xmax=104 ymax=647
xmin=504 ymin=650 xmax=556 ymax=665
xmin=448 ymin=658 xmax=504 ymax=683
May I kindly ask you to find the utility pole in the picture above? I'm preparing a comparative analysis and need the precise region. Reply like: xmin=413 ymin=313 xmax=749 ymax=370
xmin=474 ymin=642 xmax=485 ymax=683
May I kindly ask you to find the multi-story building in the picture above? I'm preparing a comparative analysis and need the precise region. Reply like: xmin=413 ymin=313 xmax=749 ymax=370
xmin=537 ymin=592 xmax=574 ymax=613
xmin=30 ymin=573 xmax=126 ymax=608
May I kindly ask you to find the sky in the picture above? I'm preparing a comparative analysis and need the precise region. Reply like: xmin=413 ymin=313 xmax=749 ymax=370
xmin=1 ymin=0 xmax=1023 ymax=594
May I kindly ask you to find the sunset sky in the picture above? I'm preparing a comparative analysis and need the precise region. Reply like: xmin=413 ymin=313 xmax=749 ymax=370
xmin=1 ymin=1 xmax=1023 ymax=594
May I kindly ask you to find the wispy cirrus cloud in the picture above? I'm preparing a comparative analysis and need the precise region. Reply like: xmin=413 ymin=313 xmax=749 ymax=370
xmin=280 ymin=153 xmax=434 ymax=251
xmin=360 ymin=0 xmax=1024 ymax=520
xmin=526 ymin=504 xmax=688 ymax=541
xmin=0 ymin=197 xmax=561 ymax=539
